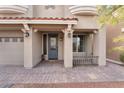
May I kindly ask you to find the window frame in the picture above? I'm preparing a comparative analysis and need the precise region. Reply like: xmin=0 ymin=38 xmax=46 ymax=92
xmin=73 ymin=34 xmax=87 ymax=52
xmin=0 ymin=37 xmax=24 ymax=43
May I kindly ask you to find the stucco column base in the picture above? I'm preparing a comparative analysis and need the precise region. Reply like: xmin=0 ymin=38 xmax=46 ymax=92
xmin=63 ymin=27 xmax=73 ymax=68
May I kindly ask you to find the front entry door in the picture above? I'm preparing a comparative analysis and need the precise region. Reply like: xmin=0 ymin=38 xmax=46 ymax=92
xmin=48 ymin=34 xmax=58 ymax=60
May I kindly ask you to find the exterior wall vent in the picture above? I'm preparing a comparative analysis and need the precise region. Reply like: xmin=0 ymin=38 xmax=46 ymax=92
xmin=45 ymin=5 xmax=55 ymax=10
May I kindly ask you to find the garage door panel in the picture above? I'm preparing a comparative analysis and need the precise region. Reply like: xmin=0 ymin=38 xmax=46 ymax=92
xmin=0 ymin=37 xmax=24 ymax=65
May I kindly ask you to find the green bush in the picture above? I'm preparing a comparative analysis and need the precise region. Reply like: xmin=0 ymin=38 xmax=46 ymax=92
xmin=120 ymin=52 xmax=124 ymax=62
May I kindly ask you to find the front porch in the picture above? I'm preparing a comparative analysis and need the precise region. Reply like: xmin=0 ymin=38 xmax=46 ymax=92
xmin=0 ymin=17 xmax=106 ymax=68
xmin=41 ymin=31 xmax=99 ymax=66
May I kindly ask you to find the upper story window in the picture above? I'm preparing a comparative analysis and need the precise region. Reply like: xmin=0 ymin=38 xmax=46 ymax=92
xmin=45 ymin=5 xmax=55 ymax=10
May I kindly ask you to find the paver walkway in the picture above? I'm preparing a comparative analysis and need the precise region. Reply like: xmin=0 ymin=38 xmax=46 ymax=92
xmin=0 ymin=61 xmax=124 ymax=87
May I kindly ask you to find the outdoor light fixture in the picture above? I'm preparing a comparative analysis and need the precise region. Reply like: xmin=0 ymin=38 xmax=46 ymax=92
xmin=24 ymin=32 xmax=29 ymax=37
xmin=34 ymin=29 xmax=38 ymax=32
xmin=21 ymin=28 xmax=30 ymax=37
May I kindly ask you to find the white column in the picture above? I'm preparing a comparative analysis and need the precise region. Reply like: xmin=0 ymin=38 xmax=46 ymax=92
xmin=93 ymin=27 xmax=106 ymax=66
xmin=63 ymin=25 xmax=73 ymax=68
xmin=24 ymin=29 xmax=33 ymax=68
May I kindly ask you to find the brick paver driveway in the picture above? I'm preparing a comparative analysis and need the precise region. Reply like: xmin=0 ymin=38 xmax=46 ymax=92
xmin=0 ymin=61 xmax=124 ymax=87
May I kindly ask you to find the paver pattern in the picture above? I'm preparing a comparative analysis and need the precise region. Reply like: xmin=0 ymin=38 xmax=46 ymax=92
xmin=0 ymin=61 xmax=124 ymax=87
xmin=12 ymin=82 xmax=124 ymax=88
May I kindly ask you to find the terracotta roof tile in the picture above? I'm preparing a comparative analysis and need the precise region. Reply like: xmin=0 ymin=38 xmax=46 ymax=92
xmin=0 ymin=17 xmax=78 ymax=20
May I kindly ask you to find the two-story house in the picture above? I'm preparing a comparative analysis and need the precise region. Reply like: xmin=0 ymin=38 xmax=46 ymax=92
xmin=0 ymin=5 xmax=106 ymax=68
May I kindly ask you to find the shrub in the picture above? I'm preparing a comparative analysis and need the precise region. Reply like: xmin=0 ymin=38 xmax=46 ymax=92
xmin=120 ymin=52 xmax=124 ymax=62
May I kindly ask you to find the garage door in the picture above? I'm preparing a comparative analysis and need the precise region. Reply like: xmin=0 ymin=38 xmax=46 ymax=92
xmin=0 ymin=37 xmax=24 ymax=65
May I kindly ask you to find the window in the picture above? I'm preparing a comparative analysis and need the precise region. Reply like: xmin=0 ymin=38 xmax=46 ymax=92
xmin=0 ymin=37 xmax=24 ymax=43
xmin=73 ymin=35 xmax=87 ymax=52
xmin=0 ymin=37 xmax=2 ymax=42
xmin=50 ymin=37 xmax=57 ymax=49
xmin=4 ymin=38 xmax=9 ymax=42
xmin=19 ymin=38 xmax=24 ymax=42
xmin=12 ymin=38 xmax=18 ymax=42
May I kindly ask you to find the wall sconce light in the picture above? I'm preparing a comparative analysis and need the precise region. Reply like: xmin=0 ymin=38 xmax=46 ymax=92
xmin=34 ymin=29 xmax=38 ymax=32
xmin=24 ymin=32 xmax=29 ymax=37
xmin=21 ymin=28 xmax=30 ymax=37
xmin=68 ymin=32 xmax=71 ymax=38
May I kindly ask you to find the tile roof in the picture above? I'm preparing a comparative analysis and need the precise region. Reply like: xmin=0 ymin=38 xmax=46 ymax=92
xmin=0 ymin=17 xmax=78 ymax=20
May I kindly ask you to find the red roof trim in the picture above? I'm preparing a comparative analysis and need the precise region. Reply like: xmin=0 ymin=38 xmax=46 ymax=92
xmin=0 ymin=17 xmax=78 ymax=21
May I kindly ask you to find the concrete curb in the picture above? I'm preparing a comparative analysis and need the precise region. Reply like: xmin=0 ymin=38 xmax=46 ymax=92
xmin=106 ymin=58 xmax=124 ymax=65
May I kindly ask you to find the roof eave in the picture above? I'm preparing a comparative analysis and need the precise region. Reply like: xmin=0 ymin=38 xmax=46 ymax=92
xmin=0 ymin=19 xmax=77 ymax=25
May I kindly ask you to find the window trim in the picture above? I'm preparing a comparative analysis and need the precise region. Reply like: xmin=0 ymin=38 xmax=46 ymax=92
xmin=0 ymin=37 xmax=24 ymax=43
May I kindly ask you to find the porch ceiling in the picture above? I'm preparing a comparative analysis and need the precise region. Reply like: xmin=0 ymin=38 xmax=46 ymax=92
xmin=74 ymin=28 xmax=98 ymax=33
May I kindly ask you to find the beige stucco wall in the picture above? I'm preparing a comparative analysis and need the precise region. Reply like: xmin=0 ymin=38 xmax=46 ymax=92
xmin=33 ymin=5 xmax=64 ymax=17
xmin=63 ymin=5 xmax=73 ymax=17
xmin=32 ymin=31 xmax=42 ymax=66
xmin=74 ymin=16 xmax=99 ymax=29
xmin=0 ymin=30 xmax=23 ymax=37
xmin=106 ymin=23 xmax=124 ymax=61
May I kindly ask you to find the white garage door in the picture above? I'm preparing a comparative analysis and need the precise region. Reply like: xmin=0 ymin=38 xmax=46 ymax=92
xmin=0 ymin=37 xmax=24 ymax=65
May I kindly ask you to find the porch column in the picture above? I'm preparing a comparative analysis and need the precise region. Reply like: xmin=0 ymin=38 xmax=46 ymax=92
xmin=93 ymin=27 xmax=106 ymax=66
xmin=24 ymin=29 xmax=33 ymax=68
xmin=22 ymin=25 xmax=33 ymax=68
xmin=62 ymin=25 xmax=73 ymax=68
